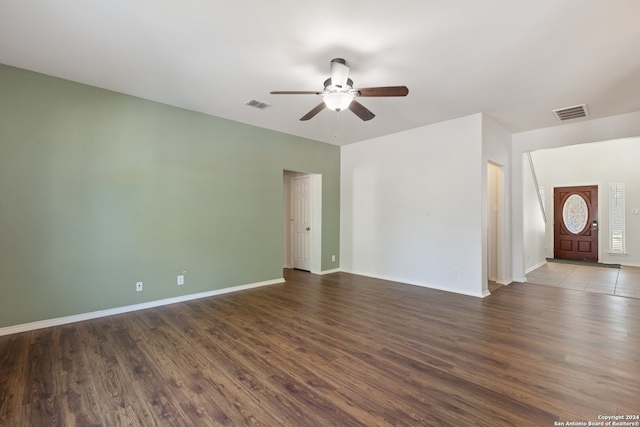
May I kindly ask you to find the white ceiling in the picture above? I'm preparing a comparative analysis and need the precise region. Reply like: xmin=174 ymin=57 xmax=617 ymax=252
xmin=1 ymin=1 xmax=639 ymax=146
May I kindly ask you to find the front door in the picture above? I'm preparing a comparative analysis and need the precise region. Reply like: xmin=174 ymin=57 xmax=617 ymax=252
xmin=291 ymin=175 xmax=312 ymax=271
xmin=554 ymin=185 xmax=598 ymax=261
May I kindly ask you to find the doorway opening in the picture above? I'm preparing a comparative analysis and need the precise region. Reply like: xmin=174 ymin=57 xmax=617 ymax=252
xmin=283 ymin=170 xmax=322 ymax=274
xmin=487 ymin=161 xmax=506 ymax=292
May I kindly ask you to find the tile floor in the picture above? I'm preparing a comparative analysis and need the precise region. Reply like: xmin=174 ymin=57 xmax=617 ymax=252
xmin=526 ymin=261 xmax=640 ymax=299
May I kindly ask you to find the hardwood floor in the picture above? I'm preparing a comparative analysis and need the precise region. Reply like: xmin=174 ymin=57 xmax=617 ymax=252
xmin=1 ymin=269 xmax=639 ymax=426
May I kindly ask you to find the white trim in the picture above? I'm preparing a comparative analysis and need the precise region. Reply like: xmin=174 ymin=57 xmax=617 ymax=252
xmin=0 ymin=278 xmax=284 ymax=337
xmin=310 ymin=174 xmax=323 ymax=274
xmin=312 ymin=268 xmax=341 ymax=275
xmin=526 ymin=260 xmax=547 ymax=274
xmin=608 ymin=183 xmax=625 ymax=254
xmin=342 ymin=269 xmax=488 ymax=298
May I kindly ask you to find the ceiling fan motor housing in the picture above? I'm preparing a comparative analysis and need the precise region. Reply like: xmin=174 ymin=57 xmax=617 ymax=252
xmin=323 ymin=78 xmax=354 ymax=92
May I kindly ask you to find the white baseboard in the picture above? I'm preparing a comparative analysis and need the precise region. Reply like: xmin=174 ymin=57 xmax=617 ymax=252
xmin=526 ymin=260 xmax=547 ymax=274
xmin=312 ymin=268 xmax=341 ymax=275
xmin=0 ymin=277 xmax=284 ymax=337
xmin=341 ymin=269 xmax=488 ymax=298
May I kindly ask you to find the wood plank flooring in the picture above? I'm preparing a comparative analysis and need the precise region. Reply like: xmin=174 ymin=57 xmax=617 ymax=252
xmin=1 ymin=269 xmax=639 ymax=426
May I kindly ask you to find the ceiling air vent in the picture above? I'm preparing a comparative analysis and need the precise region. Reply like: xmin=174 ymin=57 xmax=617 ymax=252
xmin=552 ymin=104 xmax=589 ymax=121
xmin=245 ymin=99 xmax=272 ymax=110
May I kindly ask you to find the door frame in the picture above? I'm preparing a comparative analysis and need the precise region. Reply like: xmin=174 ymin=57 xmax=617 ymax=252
xmin=484 ymin=161 xmax=507 ymax=290
xmin=487 ymin=163 xmax=499 ymax=282
xmin=283 ymin=170 xmax=322 ymax=274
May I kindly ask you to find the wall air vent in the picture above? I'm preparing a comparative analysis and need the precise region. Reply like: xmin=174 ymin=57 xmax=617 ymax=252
xmin=552 ymin=104 xmax=589 ymax=121
xmin=245 ymin=99 xmax=272 ymax=110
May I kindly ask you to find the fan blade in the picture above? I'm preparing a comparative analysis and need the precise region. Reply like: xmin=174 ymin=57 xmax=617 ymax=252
xmin=349 ymin=100 xmax=375 ymax=121
xmin=355 ymin=86 xmax=409 ymax=97
xmin=271 ymin=91 xmax=323 ymax=95
xmin=300 ymin=103 xmax=326 ymax=121
xmin=330 ymin=58 xmax=350 ymax=88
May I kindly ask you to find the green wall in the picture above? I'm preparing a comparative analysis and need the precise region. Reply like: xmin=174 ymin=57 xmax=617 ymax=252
xmin=0 ymin=64 xmax=340 ymax=328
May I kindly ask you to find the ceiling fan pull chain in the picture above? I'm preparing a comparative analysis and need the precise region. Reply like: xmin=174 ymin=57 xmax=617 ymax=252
xmin=332 ymin=109 xmax=341 ymax=142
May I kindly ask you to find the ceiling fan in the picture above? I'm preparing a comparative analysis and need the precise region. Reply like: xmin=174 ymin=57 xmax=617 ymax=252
xmin=270 ymin=58 xmax=409 ymax=121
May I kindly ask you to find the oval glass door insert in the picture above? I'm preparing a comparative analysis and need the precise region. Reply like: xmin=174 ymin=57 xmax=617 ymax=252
xmin=562 ymin=194 xmax=588 ymax=234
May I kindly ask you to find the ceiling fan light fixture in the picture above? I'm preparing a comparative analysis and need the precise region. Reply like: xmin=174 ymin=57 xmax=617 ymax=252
xmin=323 ymin=92 xmax=353 ymax=112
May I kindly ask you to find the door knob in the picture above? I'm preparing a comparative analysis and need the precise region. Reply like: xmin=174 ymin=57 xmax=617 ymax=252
xmin=306 ymin=227 xmax=311 ymax=231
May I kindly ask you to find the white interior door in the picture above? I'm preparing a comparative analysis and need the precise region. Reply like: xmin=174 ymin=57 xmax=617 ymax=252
xmin=291 ymin=175 xmax=312 ymax=271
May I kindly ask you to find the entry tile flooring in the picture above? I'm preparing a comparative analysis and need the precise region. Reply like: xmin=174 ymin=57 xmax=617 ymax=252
xmin=526 ymin=262 xmax=640 ymax=299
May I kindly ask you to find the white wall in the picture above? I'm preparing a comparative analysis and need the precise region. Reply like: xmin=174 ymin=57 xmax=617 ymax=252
xmin=529 ymin=138 xmax=640 ymax=266
xmin=522 ymin=154 xmax=547 ymax=272
xmin=512 ymin=111 xmax=640 ymax=280
xmin=341 ymin=114 xmax=487 ymax=297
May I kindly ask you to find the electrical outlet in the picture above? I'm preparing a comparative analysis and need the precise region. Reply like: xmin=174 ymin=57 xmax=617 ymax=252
xmin=177 ymin=275 xmax=184 ymax=286
xmin=136 ymin=281 xmax=143 ymax=292
xmin=454 ymin=269 xmax=459 ymax=277
xmin=332 ymin=255 xmax=336 ymax=262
